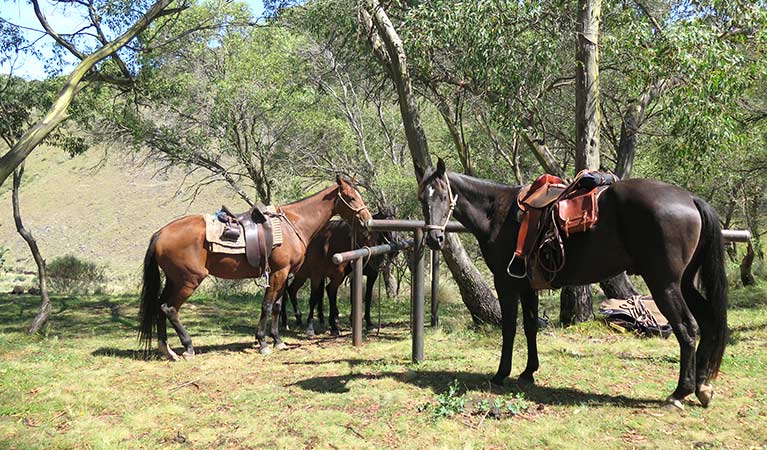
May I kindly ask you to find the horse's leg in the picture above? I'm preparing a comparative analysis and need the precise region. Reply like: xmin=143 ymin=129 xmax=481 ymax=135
xmin=306 ymin=277 xmax=325 ymax=337
xmin=491 ymin=281 xmax=520 ymax=386
xmin=287 ymin=278 xmax=303 ymax=327
xmin=647 ymin=280 xmax=699 ymax=410
xmin=518 ymin=286 xmax=540 ymax=383
xmin=280 ymin=292 xmax=289 ymax=330
xmin=327 ymin=277 xmax=342 ymax=337
xmin=162 ymin=274 xmax=205 ymax=359
xmin=156 ymin=280 xmax=179 ymax=361
xmin=364 ymin=270 xmax=377 ymax=330
xmin=256 ymin=269 xmax=288 ymax=355
xmin=269 ymin=273 xmax=290 ymax=351
xmin=682 ymin=272 xmax=716 ymax=407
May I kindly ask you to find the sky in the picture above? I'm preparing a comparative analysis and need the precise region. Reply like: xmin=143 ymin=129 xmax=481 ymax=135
xmin=0 ymin=0 xmax=265 ymax=79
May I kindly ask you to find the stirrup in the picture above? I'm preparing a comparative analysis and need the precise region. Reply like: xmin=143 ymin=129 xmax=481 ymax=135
xmin=506 ymin=254 xmax=528 ymax=279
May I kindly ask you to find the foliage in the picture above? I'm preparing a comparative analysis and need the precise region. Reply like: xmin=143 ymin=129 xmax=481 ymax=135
xmin=419 ymin=379 xmax=466 ymax=419
xmin=46 ymin=255 xmax=106 ymax=294
xmin=0 ymin=245 xmax=7 ymax=271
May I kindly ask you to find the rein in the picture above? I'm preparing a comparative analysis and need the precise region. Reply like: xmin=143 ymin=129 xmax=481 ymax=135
xmin=424 ymin=173 xmax=458 ymax=232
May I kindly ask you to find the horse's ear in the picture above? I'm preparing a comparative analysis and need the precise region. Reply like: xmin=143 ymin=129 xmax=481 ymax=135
xmin=350 ymin=175 xmax=357 ymax=184
xmin=436 ymin=157 xmax=446 ymax=177
xmin=336 ymin=173 xmax=342 ymax=186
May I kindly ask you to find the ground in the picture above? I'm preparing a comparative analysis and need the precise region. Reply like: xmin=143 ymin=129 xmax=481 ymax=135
xmin=1 ymin=283 xmax=765 ymax=450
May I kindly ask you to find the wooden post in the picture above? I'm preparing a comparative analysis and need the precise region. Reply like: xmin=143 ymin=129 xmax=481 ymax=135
xmin=352 ymin=257 xmax=364 ymax=347
xmin=412 ymin=228 xmax=425 ymax=363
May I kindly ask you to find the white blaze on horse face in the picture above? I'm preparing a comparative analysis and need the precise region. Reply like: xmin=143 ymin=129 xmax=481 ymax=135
xmin=427 ymin=186 xmax=435 ymax=199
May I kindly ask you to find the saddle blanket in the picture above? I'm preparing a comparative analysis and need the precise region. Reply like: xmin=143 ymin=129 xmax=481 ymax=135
xmin=599 ymin=296 xmax=672 ymax=338
xmin=205 ymin=214 xmax=245 ymax=254
xmin=203 ymin=213 xmax=284 ymax=255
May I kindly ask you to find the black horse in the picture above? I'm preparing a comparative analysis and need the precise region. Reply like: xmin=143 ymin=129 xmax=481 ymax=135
xmin=417 ymin=158 xmax=727 ymax=409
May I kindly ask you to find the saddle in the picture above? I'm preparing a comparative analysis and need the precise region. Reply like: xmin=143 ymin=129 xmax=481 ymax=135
xmin=216 ymin=203 xmax=282 ymax=270
xmin=512 ymin=170 xmax=618 ymax=289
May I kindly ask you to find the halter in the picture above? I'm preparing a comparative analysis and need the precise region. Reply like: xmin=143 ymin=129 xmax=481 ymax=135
xmin=424 ymin=172 xmax=458 ymax=232
xmin=336 ymin=190 xmax=369 ymax=225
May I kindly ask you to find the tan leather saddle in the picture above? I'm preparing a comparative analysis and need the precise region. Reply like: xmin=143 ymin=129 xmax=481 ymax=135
xmin=512 ymin=170 xmax=618 ymax=287
xmin=218 ymin=203 xmax=277 ymax=270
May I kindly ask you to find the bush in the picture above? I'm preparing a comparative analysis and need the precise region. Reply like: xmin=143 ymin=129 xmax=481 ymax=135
xmin=0 ymin=245 xmax=7 ymax=271
xmin=46 ymin=255 xmax=106 ymax=294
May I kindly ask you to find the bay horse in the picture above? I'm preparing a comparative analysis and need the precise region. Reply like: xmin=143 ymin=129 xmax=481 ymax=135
xmin=138 ymin=176 xmax=372 ymax=359
xmin=281 ymin=211 xmax=396 ymax=336
xmin=417 ymin=158 xmax=727 ymax=410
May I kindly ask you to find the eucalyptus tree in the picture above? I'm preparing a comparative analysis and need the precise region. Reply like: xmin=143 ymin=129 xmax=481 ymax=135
xmin=0 ymin=0 xmax=196 ymax=187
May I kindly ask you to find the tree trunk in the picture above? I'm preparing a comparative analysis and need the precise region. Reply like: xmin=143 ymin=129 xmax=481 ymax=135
xmin=0 ymin=0 xmax=174 ymax=188
xmin=560 ymin=285 xmax=594 ymax=326
xmin=12 ymin=164 xmax=52 ymax=334
xmin=382 ymin=262 xmax=397 ymax=298
xmin=362 ymin=0 xmax=501 ymax=324
xmin=599 ymin=272 xmax=640 ymax=299
xmin=562 ymin=0 xmax=602 ymax=325
xmin=575 ymin=0 xmax=601 ymax=172
xmin=740 ymin=241 xmax=755 ymax=287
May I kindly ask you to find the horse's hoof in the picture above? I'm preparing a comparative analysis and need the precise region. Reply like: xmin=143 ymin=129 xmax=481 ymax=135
xmin=306 ymin=327 xmax=315 ymax=337
xmin=259 ymin=345 xmax=272 ymax=355
xmin=518 ymin=372 xmax=535 ymax=384
xmin=366 ymin=323 xmax=375 ymax=331
xmin=158 ymin=342 xmax=180 ymax=362
xmin=490 ymin=376 xmax=505 ymax=387
xmin=274 ymin=342 xmax=287 ymax=351
xmin=330 ymin=329 xmax=340 ymax=337
xmin=181 ymin=351 xmax=195 ymax=359
xmin=696 ymin=384 xmax=714 ymax=408
xmin=664 ymin=395 xmax=685 ymax=411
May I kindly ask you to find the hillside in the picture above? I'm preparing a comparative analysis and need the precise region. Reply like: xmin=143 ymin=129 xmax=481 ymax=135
xmin=0 ymin=145 xmax=237 ymax=287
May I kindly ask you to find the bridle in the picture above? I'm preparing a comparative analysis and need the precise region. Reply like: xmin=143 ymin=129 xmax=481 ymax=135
xmin=423 ymin=172 xmax=458 ymax=232
xmin=336 ymin=189 xmax=369 ymax=228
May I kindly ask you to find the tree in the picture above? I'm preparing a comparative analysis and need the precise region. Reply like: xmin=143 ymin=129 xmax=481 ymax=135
xmin=360 ymin=0 xmax=502 ymax=325
xmin=0 ymin=0 xmax=183 ymax=187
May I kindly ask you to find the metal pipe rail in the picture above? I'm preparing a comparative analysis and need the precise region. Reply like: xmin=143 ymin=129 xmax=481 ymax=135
xmin=366 ymin=218 xmax=467 ymax=232
xmin=332 ymin=239 xmax=415 ymax=265
xmin=337 ymin=218 xmax=751 ymax=362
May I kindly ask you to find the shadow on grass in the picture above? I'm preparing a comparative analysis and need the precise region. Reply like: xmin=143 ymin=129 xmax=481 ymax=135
xmin=289 ymin=370 xmax=663 ymax=408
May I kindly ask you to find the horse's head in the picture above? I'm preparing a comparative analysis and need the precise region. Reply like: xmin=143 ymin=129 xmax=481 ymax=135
xmin=334 ymin=175 xmax=372 ymax=233
xmin=417 ymin=158 xmax=456 ymax=250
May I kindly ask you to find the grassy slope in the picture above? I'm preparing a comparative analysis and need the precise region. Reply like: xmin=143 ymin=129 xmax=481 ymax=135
xmin=0 ymin=146 xmax=232 ymax=287
xmin=0 ymin=284 xmax=765 ymax=449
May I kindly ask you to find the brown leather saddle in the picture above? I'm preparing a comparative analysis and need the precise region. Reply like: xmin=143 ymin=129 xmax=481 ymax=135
xmin=217 ymin=203 xmax=277 ymax=270
xmin=511 ymin=170 xmax=618 ymax=287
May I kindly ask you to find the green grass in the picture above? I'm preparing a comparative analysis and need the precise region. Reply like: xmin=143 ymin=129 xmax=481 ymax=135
xmin=1 ymin=283 xmax=766 ymax=449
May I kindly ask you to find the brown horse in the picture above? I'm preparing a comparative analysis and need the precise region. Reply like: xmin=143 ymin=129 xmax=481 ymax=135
xmin=281 ymin=211 xmax=395 ymax=336
xmin=138 ymin=176 xmax=372 ymax=359
xmin=418 ymin=158 xmax=728 ymax=409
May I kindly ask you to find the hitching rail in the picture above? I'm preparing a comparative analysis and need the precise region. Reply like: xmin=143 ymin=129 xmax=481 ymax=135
xmin=333 ymin=219 xmax=751 ymax=363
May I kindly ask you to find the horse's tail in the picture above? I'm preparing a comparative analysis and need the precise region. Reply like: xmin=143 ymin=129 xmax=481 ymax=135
xmin=691 ymin=196 xmax=729 ymax=381
xmin=138 ymin=232 xmax=162 ymax=351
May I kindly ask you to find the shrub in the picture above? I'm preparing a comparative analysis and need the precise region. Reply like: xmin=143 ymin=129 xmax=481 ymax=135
xmin=46 ymin=255 xmax=106 ymax=294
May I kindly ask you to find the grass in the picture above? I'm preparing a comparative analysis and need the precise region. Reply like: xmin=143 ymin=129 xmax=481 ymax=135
xmin=1 ymin=282 xmax=766 ymax=449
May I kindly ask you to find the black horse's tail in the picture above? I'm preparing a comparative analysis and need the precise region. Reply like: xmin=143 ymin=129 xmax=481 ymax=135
xmin=138 ymin=233 xmax=162 ymax=351
xmin=691 ymin=197 xmax=729 ymax=381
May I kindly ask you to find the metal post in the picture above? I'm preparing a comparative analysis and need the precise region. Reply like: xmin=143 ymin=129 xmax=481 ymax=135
xmin=430 ymin=249 xmax=440 ymax=327
xmin=412 ymin=228 xmax=425 ymax=363
xmin=352 ymin=257 xmax=363 ymax=347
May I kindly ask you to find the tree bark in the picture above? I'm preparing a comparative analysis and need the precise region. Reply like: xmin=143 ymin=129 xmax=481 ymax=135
xmin=382 ymin=262 xmax=397 ymax=298
xmin=363 ymin=0 xmax=501 ymax=325
xmin=560 ymin=285 xmax=594 ymax=326
xmin=0 ymin=0 xmax=175 ymax=188
xmin=562 ymin=0 xmax=603 ymax=325
xmin=12 ymin=164 xmax=52 ymax=334
xmin=575 ymin=0 xmax=601 ymax=172
xmin=740 ymin=241 xmax=755 ymax=287
xmin=599 ymin=272 xmax=640 ymax=299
